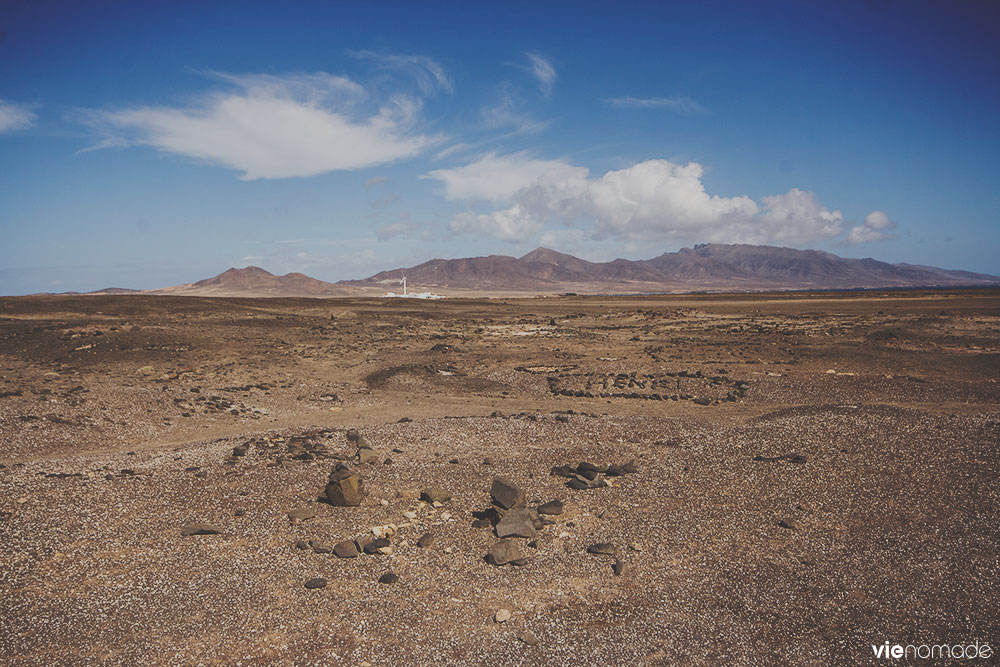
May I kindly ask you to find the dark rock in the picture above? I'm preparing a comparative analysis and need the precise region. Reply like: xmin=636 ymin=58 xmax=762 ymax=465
xmin=234 ymin=509 xmax=246 ymax=517
xmin=295 ymin=539 xmax=310 ymax=550
xmin=325 ymin=469 xmax=364 ymax=506
xmin=555 ymin=414 xmax=569 ymax=423
xmin=491 ymin=476 xmax=526 ymax=510
xmin=487 ymin=539 xmax=526 ymax=566
xmin=567 ymin=477 xmax=590 ymax=490
xmin=587 ymin=542 xmax=617 ymax=555
xmin=180 ymin=523 xmax=223 ymax=536
xmin=612 ymin=559 xmax=625 ymax=576
xmin=496 ymin=508 xmax=537 ymax=539
xmin=693 ymin=397 xmax=712 ymax=406
xmin=472 ymin=518 xmax=492 ymax=529
xmin=621 ymin=459 xmax=640 ymax=474
xmin=777 ymin=519 xmax=799 ymax=530
xmin=334 ymin=540 xmax=360 ymax=558
xmin=537 ymin=499 xmax=564 ymax=516
xmin=383 ymin=458 xmax=393 ymax=465
xmin=420 ymin=486 xmax=452 ymax=504
xmin=232 ymin=445 xmax=248 ymax=457
xmin=549 ymin=465 xmax=576 ymax=478
xmin=579 ymin=468 xmax=599 ymax=481
xmin=363 ymin=537 xmax=390 ymax=554
xmin=416 ymin=532 xmax=436 ymax=548
xmin=448 ymin=458 xmax=460 ymax=464
xmin=304 ymin=577 xmax=327 ymax=589
xmin=482 ymin=457 xmax=493 ymax=465
xmin=310 ymin=540 xmax=334 ymax=554
xmin=346 ymin=429 xmax=360 ymax=442
xmin=378 ymin=572 xmax=399 ymax=584
xmin=397 ymin=417 xmax=412 ymax=423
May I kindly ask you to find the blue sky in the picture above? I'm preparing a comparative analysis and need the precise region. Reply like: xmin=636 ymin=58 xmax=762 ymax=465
xmin=1 ymin=0 xmax=998 ymax=293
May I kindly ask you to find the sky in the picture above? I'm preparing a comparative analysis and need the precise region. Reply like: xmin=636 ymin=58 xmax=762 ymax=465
xmin=1 ymin=0 xmax=998 ymax=294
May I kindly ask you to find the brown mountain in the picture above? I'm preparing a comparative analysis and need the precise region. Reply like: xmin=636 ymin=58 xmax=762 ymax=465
xmin=345 ymin=243 xmax=1000 ymax=294
xmin=151 ymin=266 xmax=358 ymax=297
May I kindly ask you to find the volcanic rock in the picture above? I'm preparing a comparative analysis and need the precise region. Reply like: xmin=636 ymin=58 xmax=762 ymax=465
xmin=487 ymin=539 xmax=526 ymax=566
xmin=537 ymin=499 xmax=564 ymax=516
xmin=490 ymin=476 xmax=526 ymax=510
xmin=325 ymin=469 xmax=364 ymax=506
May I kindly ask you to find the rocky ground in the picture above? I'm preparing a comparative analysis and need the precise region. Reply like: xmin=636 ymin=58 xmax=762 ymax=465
xmin=1 ymin=290 xmax=998 ymax=665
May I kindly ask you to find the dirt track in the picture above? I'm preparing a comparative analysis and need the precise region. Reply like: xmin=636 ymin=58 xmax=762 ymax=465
xmin=1 ymin=290 xmax=998 ymax=664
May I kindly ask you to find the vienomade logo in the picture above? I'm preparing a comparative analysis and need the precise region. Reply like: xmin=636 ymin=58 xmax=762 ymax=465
xmin=872 ymin=641 xmax=993 ymax=660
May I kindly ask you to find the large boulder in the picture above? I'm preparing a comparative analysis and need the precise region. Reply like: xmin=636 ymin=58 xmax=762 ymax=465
xmin=325 ymin=468 xmax=364 ymax=506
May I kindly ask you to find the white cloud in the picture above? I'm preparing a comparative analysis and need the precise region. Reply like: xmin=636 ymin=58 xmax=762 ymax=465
xmin=604 ymin=96 xmax=707 ymax=114
xmin=424 ymin=151 xmax=586 ymax=202
xmin=848 ymin=210 xmax=897 ymax=244
xmin=347 ymin=50 xmax=453 ymax=95
xmin=435 ymin=154 xmax=848 ymax=245
xmin=85 ymin=72 xmax=439 ymax=179
xmin=0 ymin=100 xmax=35 ymax=132
xmin=525 ymin=52 xmax=557 ymax=96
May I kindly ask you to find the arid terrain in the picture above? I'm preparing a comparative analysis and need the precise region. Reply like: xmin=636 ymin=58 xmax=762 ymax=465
xmin=1 ymin=290 xmax=998 ymax=665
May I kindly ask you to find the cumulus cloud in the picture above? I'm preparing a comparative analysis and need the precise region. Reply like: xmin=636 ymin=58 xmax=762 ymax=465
xmin=84 ymin=72 xmax=439 ymax=179
xmin=432 ymin=154 xmax=848 ymax=245
xmin=525 ymin=52 xmax=557 ymax=96
xmin=0 ymin=100 xmax=35 ymax=132
xmin=604 ymin=96 xmax=707 ymax=114
xmin=848 ymin=210 xmax=896 ymax=243
xmin=347 ymin=50 xmax=453 ymax=95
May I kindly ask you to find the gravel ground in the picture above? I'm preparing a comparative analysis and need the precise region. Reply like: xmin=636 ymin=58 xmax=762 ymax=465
xmin=1 ymin=291 xmax=998 ymax=665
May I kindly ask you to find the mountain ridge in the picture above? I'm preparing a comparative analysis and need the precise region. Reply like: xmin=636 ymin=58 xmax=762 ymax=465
xmin=32 ymin=244 xmax=1000 ymax=297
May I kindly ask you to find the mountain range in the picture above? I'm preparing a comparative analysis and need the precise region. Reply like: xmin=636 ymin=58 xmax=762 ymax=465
xmin=69 ymin=244 xmax=1000 ymax=297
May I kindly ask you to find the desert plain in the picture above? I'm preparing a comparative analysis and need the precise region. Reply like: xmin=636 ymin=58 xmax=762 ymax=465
xmin=0 ymin=289 xmax=998 ymax=665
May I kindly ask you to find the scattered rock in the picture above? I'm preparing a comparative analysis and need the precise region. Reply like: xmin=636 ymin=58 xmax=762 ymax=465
xmin=357 ymin=447 xmax=378 ymax=464
xmin=416 ymin=532 xmax=436 ymax=548
xmin=496 ymin=508 xmax=537 ymax=539
xmin=487 ymin=539 xmax=526 ymax=566
xmin=334 ymin=540 xmax=360 ymax=558
xmin=420 ymin=486 xmax=453 ymax=504
xmin=472 ymin=518 xmax=491 ymax=529
xmin=612 ymin=559 xmax=625 ymax=576
xmin=587 ymin=542 xmax=617 ymax=555
xmin=325 ymin=469 xmax=364 ymax=506
xmin=491 ymin=477 xmax=526 ymax=510
xmin=310 ymin=540 xmax=334 ymax=554
xmin=180 ymin=523 xmax=223 ymax=536
xmin=537 ymin=499 xmax=564 ymax=516
xmin=304 ymin=577 xmax=327 ymax=590
xmin=494 ymin=609 xmax=511 ymax=623
xmin=295 ymin=539 xmax=310 ymax=550
xmin=363 ymin=537 xmax=390 ymax=554
xmin=518 ymin=630 xmax=539 ymax=646
xmin=378 ymin=572 xmax=399 ymax=584
xmin=287 ymin=507 xmax=318 ymax=524
xmin=621 ymin=459 xmax=640 ymax=474
xmin=777 ymin=519 xmax=799 ymax=530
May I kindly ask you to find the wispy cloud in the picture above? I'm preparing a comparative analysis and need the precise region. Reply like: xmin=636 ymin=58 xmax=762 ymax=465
xmin=348 ymin=50 xmax=453 ymax=96
xmin=604 ymin=96 xmax=707 ymax=114
xmin=0 ymin=99 xmax=35 ymax=133
xmin=81 ymin=72 xmax=441 ymax=179
xmin=524 ymin=52 xmax=557 ymax=97
xmin=480 ymin=81 xmax=549 ymax=135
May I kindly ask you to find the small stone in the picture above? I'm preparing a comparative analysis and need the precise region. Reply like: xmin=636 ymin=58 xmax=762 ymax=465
xmin=555 ymin=414 xmax=569 ymax=423
xmin=295 ymin=539 xmax=310 ymax=550
xmin=567 ymin=477 xmax=590 ymax=490
xmin=448 ymin=458 xmax=459 ymax=464
xmin=482 ymin=457 xmax=493 ymax=465
xmin=357 ymin=447 xmax=377 ymax=464
xmin=180 ymin=523 xmax=223 ymax=536
xmin=472 ymin=518 xmax=491 ymax=529
xmin=612 ymin=559 xmax=625 ymax=576
xmin=621 ymin=459 xmax=640 ymax=474
xmin=310 ymin=540 xmax=333 ymax=554
xmin=287 ymin=507 xmax=318 ymax=524
xmin=364 ymin=537 xmax=390 ymax=554
xmin=334 ymin=540 xmax=360 ymax=558
xmin=420 ymin=486 xmax=453 ymax=504
xmin=518 ymin=630 xmax=539 ymax=645
xmin=304 ymin=577 xmax=327 ymax=589
xmin=587 ymin=542 xmax=617 ymax=555
xmin=491 ymin=476 xmax=526 ymax=510
xmin=378 ymin=572 xmax=399 ymax=584
xmin=440 ymin=511 xmax=452 ymax=521
xmin=777 ymin=519 xmax=799 ymax=530
xmin=380 ymin=499 xmax=389 ymax=507
xmin=416 ymin=532 xmax=436 ymax=548
xmin=232 ymin=445 xmax=248 ymax=457
xmin=404 ymin=511 xmax=418 ymax=520
xmin=494 ymin=609 xmax=511 ymax=623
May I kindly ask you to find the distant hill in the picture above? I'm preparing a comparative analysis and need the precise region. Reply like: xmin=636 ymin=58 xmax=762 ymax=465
xmin=149 ymin=266 xmax=359 ymax=297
